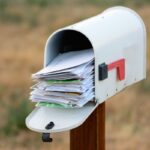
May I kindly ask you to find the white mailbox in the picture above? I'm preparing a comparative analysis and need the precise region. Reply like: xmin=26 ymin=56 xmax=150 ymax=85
xmin=26 ymin=7 xmax=146 ymax=135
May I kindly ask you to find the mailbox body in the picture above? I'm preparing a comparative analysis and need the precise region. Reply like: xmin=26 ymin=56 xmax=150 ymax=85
xmin=45 ymin=6 xmax=146 ymax=104
xmin=26 ymin=7 xmax=146 ymax=133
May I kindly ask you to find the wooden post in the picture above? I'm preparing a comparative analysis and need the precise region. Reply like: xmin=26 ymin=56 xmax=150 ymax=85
xmin=70 ymin=102 xmax=105 ymax=150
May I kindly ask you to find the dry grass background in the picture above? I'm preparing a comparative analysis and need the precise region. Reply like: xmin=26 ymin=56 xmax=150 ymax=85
xmin=0 ymin=1 xmax=149 ymax=150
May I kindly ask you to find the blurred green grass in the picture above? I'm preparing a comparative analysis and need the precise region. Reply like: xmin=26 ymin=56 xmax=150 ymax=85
xmin=2 ymin=100 xmax=32 ymax=135
xmin=0 ymin=0 xmax=150 ymax=26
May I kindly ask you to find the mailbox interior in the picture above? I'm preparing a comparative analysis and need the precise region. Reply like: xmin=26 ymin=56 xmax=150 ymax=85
xmin=45 ymin=29 xmax=95 ymax=101
xmin=44 ymin=30 xmax=93 ymax=66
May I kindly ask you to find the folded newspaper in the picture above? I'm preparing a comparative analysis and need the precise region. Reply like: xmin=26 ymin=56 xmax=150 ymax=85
xmin=30 ymin=49 xmax=95 ymax=108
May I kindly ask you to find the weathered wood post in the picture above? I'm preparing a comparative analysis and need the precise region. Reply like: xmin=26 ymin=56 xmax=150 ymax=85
xmin=70 ymin=102 xmax=105 ymax=150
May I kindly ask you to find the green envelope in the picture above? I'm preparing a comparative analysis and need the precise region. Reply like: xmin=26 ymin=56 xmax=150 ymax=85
xmin=36 ymin=102 xmax=75 ymax=108
xmin=46 ymin=79 xmax=81 ymax=84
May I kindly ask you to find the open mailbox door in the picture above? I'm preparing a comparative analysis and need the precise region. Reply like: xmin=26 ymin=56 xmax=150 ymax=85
xmin=26 ymin=7 xmax=146 ymax=133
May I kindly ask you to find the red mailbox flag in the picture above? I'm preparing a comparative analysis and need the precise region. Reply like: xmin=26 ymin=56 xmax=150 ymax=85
xmin=108 ymin=59 xmax=125 ymax=81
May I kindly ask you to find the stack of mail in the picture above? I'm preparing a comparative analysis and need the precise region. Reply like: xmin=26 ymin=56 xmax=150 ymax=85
xmin=30 ymin=49 xmax=95 ymax=108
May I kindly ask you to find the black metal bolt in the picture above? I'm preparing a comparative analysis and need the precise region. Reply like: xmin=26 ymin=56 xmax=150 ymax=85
xmin=42 ymin=133 xmax=53 ymax=142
